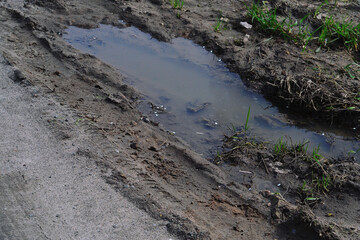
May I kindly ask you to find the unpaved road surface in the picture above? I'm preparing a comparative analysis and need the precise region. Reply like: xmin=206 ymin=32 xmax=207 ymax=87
xmin=0 ymin=0 xmax=359 ymax=239
xmin=0 ymin=55 xmax=176 ymax=240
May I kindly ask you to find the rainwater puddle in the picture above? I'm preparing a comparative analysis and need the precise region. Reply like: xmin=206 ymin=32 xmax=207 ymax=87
xmin=64 ymin=24 xmax=359 ymax=163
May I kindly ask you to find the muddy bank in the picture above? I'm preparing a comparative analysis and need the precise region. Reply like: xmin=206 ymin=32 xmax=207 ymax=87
xmin=105 ymin=0 xmax=360 ymax=132
xmin=217 ymin=129 xmax=360 ymax=239
xmin=0 ymin=0 xmax=359 ymax=239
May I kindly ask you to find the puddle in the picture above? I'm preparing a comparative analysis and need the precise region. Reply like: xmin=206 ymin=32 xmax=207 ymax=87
xmin=63 ymin=24 xmax=360 ymax=163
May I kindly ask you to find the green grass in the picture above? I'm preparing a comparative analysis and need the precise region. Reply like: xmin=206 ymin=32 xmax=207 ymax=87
xmin=300 ymin=171 xmax=331 ymax=204
xmin=244 ymin=106 xmax=251 ymax=132
xmin=344 ymin=62 xmax=360 ymax=80
xmin=274 ymin=137 xmax=288 ymax=155
xmin=213 ymin=18 xmax=229 ymax=32
xmin=317 ymin=16 xmax=360 ymax=51
xmin=229 ymin=105 xmax=251 ymax=136
xmin=348 ymin=147 xmax=360 ymax=157
xmin=302 ymin=145 xmax=331 ymax=199
xmin=295 ymin=140 xmax=309 ymax=154
xmin=312 ymin=145 xmax=322 ymax=167
xmin=314 ymin=0 xmax=329 ymax=18
xmin=247 ymin=4 xmax=296 ymax=40
xmin=271 ymin=137 xmax=332 ymax=202
xmin=247 ymin=3 xmax=360 ymax=52
xmin=225 ymin=127 xmax=334 ymax=203
xmin=170 ymin=0 xmax=184 ymax=9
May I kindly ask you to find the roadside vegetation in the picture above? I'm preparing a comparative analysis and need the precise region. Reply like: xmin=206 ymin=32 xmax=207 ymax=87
xmin=214 ymin=113 xmax=356 ymax=206
xmin=246 ymin=1 xmax=360 ymax=53
xmin=239 ymin=0 xmax=360 ymax=117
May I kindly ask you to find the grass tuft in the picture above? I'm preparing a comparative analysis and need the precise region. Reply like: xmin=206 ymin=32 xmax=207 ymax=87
xmin=213 ymin=17 xmax=229 ymax=32
xmin=274 ymin=137 xmax=288 ymax=156
xmin=170 ymin=0 xmax=184 ymax=9
xmin=247 ymin=3 xmax=360 ymax=52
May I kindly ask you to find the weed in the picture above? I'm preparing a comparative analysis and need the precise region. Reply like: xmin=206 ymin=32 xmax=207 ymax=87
xmin=305 ymin=197 xmax=320 ymax=201
xmin=170 ymin=0 xmax=184 ymax=9
xmin=247 ymin=3 xmax=360 ymax=52
xmin=321 ymin=174 xmax=331 ymax=192
xmin=295 ymin=140 xmax=309 ymax=154
xmin=230 ymin=123 xmax=237 ymax=133
xmin=312 ymin=145 xmax=322 ymax=167
xmin=213 ymin=17 xmax=229 ymax=32
xmin=344 ymin=62 xmax=360 ymax=80
xmin=75 ymin=118 xmax=85 ymax=125
xmin=300 ymin=172 xmax=330 ymax=204
xmin=313 ymin=0 xmax=329 ymax=18
xmin=348 ymin=147 xmax=360 ymax=157
xmin=244 ymin=106 xmax=251 ymax=133
xmin=274 ymin=137 xmax=287 ymax=155
xmin=301 ymin=180 xmax=309 ymax=192
xmin=227 ymin=106 xmax=251 ymax=139
xmin=214 ymin=151 xmax=222 ymax=164
xmin=300 ymin=180 xmax=318 ymax=203
xmin=269 ymin=139 xmax=332 ymax=203
xmin=317 ymin=16 xmax=360 ymax=51
xmin=247 ymin=4 xmax=295 ymax=40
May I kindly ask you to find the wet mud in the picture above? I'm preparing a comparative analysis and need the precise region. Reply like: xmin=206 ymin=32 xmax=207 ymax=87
xmin=0 ymin=0 xmax=359 ymax=239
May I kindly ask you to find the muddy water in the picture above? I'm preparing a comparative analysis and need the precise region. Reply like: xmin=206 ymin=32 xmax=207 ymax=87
xmin=64 ymin=24 xmax=359 ymax=160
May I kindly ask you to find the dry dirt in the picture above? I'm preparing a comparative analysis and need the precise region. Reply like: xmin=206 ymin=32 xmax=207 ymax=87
xmin=0 ymin=55 xmax=176 ymax=240
xmin=0 ymin=0 xmax=359 ymax=239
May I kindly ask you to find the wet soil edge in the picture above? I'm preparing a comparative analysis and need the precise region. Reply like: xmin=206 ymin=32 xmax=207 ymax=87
xmin=106 ymin=0 xmax=360 ymax=132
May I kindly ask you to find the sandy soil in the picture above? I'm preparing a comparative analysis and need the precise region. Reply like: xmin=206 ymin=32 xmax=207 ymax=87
xmin=0 ymin=55 xmax=177 ymax=239
xmin=0 ymin=0 xmax=359 ymax=239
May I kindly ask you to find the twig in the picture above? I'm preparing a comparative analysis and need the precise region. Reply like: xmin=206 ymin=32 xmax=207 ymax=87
xmin=262 ymin=159 xmax=270 ymax=174
xmin=282 ymin=185 xmax=290 ymax=197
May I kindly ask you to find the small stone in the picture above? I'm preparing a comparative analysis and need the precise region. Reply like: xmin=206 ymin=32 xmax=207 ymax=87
xmin=142 ymin=117 xmax=150 ymax=123
xmin=273 ymin=162 xmax=283 ymax=167
xmin=243 ymin=34 xmax=250 ymax=44
xmin=10 ymin=69 xmax=26 ymax=82
xmin=316 ymin=13 xmax=328 ymax=20
xmin=220 ymin=17 xmax=229 ymax=23
xmin=240 ymin=21 xmax=252 ymax=29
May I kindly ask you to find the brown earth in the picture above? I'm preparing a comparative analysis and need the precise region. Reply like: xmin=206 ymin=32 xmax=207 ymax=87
xmin=0 ymin=0 xmax=359 ymax=239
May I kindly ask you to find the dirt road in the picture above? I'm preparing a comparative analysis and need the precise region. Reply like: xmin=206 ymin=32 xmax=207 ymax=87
xmin=0 ymin=0 xmax=359 ymax=239
xmin=0 ymin=55 xmax=177 ymax=239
